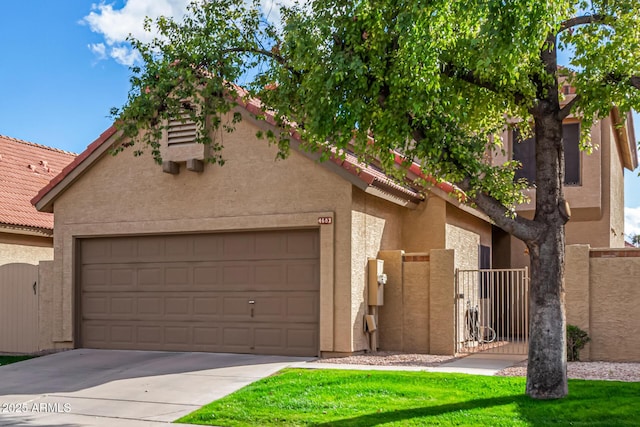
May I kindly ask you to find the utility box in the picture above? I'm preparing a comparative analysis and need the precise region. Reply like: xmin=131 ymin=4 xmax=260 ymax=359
xmin=368 ymin=258 xmax=386 ymax=306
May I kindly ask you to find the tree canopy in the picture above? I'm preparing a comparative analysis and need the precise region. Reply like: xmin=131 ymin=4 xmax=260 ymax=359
xmin=113 ymin=0 xmax=640 ymax=399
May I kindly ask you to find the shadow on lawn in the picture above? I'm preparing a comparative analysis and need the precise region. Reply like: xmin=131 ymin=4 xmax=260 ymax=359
xmin=312 ymin=392 xmax=632 ymax=427
xmin=314 ymin=395 xmax=522 ymax=427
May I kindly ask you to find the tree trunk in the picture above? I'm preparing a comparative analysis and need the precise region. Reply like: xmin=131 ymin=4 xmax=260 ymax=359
xmin=520 ymin=31 xmax=570 ymax=398
xmin=525 ymin=225 xmax=568 ymax=399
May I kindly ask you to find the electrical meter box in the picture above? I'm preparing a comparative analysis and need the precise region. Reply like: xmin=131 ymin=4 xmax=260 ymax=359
xmin=368 ymin=258 xmax=386 ymax=306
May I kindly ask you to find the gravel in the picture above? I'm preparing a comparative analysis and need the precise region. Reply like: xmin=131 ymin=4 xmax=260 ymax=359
xmin=314 ymin=352 xmax=460 ymax=367
xmin=313 ymin=352 xmax=640 ymax=382
xmin=496 ymin=360 xmax=640 ymax=382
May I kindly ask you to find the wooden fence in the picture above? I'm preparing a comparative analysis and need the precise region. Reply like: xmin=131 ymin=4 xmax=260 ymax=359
xmin=0 ymin=263 xmax=39 ymax=353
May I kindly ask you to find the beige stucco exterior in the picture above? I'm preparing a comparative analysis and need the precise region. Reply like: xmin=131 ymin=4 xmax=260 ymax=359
xmin=496 ymin=115 xmax=631 ymax=268
xmin=0 ymin=232 xmax=53 ymax=266
xmin=37 ymin=105 xmax=499 ymax=355
xmin=45 ymin=114 xmax=356 ymax=352
xmin=565 ymin=245 xmax=640 ymax=362
xmin=377 ymin=249 xmax=456 ymax=355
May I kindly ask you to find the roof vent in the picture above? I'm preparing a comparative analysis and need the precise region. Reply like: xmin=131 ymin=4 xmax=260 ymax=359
xmin=167 ymin=111 xmax=197 ymax=146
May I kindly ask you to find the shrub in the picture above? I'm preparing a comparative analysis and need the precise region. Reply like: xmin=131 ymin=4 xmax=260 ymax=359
xmin=567 ymin=324 xmax=590 ymax=362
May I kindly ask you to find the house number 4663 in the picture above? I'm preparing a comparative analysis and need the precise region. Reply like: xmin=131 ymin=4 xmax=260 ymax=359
xmin=318 ymin=217 xmax=333 ymax=225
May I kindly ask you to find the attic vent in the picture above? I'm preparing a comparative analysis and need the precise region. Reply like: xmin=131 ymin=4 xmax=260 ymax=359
xmin=167 ymin=111 xmax=197 ymax=146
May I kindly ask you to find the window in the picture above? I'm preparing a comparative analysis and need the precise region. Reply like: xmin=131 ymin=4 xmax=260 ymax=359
xmin=512 ymin=123 xmax=581 ymax=186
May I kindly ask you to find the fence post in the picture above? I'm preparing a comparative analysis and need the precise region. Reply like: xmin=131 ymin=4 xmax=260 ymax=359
xmin=429 ymin=249 xmax=456 ymax=355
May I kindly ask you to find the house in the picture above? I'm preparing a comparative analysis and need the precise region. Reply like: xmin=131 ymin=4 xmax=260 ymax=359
xmin=29 ymin=93 xmax=638 ymax=358
xmin=0 ymin=135 xmax=76 ymax=265
xmin=492 ymin=102 xmax=638 ymax=269
xmin=0 ymin=134 xmax=76 ymax=353
xmin=31 ymin=103 xmax=493 ymax=357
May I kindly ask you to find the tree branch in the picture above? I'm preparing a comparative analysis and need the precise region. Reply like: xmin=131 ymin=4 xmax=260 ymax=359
xmin=558 ymin=14 xmax=607 ymax=33
xmin=557 ymin=94 xmax=581 ymax=120
xmin=441 ymin=63 xmax=527 ymax=106
xmin=221 ymin=47 xmax=286 ymax=65
xmin=469 ymin=189 xmax=543 ymax=242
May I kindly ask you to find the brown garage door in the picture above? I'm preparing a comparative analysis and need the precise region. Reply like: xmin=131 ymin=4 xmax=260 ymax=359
xmin=78 ymin=229 xmax=319 ymax=356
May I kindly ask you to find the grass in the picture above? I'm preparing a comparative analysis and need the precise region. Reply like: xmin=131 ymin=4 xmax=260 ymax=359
xmin=177 ymin=368 xmax=640 ymax=427
xmin=0 ymin=355 xmax=36 ymax=366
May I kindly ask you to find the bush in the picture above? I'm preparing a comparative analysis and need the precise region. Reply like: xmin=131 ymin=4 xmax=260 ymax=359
xmin=567 ymin=324 xmax=590 ymax=362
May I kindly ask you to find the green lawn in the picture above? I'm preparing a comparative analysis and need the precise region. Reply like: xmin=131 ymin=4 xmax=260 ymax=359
xmin=177 ymin=368 xmax=640 ymax=427
xmin=0 ymin=355 xmax=35 ymax=366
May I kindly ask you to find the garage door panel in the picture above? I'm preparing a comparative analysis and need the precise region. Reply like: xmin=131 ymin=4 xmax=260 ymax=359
xmin=286 ymin=261 xmax=319 ymax=291
xmin=286 ymin=295 xmax=320 ymax=322
xmin=79 ymin=230 xmax=319 ymax=356
xmin=164 ymin=297 xmax=190 ymax=315
xmin=193 ymin=326 xmax=219 ymax=346
xmin=110 ymin=325 xmax=134 ymax=345
xmin=286 ymin=232 xmax=319 ymax=258
xmin=138 ymin=267 xmax=163 ymax=287
xmin=193 ymin=234 xmax=223 ymax=258
xmin=221 ymin=296 xmax=251 ymax=317
xmin=193 ymin=297 xmax=221 ymax=315
xmin=110 ymin=297 xmax=134 ymax=315
xmin=165 ymin=235 xmax=192 ymax=257
xmin=165 ymin=326 xmax=190 ymax=345
xmin=254 ymin=324 xmax=318 ymax=356
xmin=137 ymin=326 xmax=162 ymax=344
xmin=222 ymin=326 xmax=252 ymax=347
xmin=222 ymin=264 xmax=253 ymax=285
xmin=81 ymin=267 xmax=110 ymax=288
xmin=137 ymin=236 xmax=166 ymax=258
xmin=193 ymin=266 xmax=221 ymax=286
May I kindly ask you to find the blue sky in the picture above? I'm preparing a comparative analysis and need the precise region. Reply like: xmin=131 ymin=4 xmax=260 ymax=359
xmin=1 ymin=1 xmax=639 ymax=237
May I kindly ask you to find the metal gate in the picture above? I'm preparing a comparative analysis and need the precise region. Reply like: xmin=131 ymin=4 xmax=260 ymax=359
xmin=455 ymin=268 xmax=529 ymax=355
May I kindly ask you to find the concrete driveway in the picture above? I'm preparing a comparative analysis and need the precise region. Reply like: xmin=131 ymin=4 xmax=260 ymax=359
xmin=0 ymin=349 xmax=311 ymax=426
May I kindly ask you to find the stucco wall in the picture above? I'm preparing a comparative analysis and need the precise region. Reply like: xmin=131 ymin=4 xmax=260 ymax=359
xmin=378 ymin=252 xmax=431 ymax=353
xmin=0 ymin=233 xmax=52 ymax=266
xmin=497 ymin=116 xmax=628 ymax=268
xmin=607 ymin=120 xmax=626 ymax=247
xmin=401 ymin=196 xmax=446 ymax=252
xmin=589 ymin=252 xmax=640 ymax=361
xmin=47 ymin=115 xmax=359 ymax=353
xmin=351 ymin=189 xmax=403 ymax=351
xmin=565 ymin=245 xmax=640 ymax=362
xmin=377 ymin=250 xmax=404 ymax=351
xmin=402 ymin=258 xmax=430 ymax=352
xmin=429 ymin=249 xmax=456 ymax=355
xmin=445 ymin=223 xmax=480 ymax=271
xmin=445 ymin=204 xmax=492 ymax=248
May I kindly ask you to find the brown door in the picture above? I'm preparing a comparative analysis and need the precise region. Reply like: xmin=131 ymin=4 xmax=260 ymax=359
xmin=78 ymin=229 xmax=319 ymax=356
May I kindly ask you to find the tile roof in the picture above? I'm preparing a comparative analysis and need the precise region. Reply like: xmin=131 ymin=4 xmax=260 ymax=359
xmin=32 ymin=126 xmax=117 ymax=213
xmin=32 ymin=87 xmax=462 ymax=211
xmin=0 ymin=134 xmax=76 ymax=231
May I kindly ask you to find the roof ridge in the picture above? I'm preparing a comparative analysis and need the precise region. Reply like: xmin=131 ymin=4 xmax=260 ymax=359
xmin=0 ymin=134 xmax=77 ymax=156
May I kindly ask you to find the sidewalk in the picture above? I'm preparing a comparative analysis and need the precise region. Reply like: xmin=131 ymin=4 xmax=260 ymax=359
xmin=301 ymin=353 xmax=526 ymax=376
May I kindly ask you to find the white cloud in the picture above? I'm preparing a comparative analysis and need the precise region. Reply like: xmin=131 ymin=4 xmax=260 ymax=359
xmin=82 ymin=0 xmax=191 ymax=65
xmin=624 ymin=206 xmax=640 ymax=238
xmin=261 ymin=0 xmax=300 ymax=26
xmin=88 ymin=43 xmax=107 ymax=60
xmin=82 ymin=0 xmax=307 ymax=66
xmin=110 ymin=46 xmax=142 ymax=66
